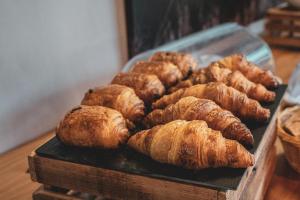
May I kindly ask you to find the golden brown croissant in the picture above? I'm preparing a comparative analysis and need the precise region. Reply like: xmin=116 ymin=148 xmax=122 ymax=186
xmin=169 ymin=63 xmax=276 ymax=102
xmin=131 ymin=61 xmax=182 ymax=87
xmin=81 ymin=84 xmax=145 ymax=123
xmin=111 ymin=72 xmax=165 ymax=104
xmin=145 ymin=96 xmax=253 ymax=146
xmin=149 ymin=51 xmax=197 ymax=78
xmin=217 ymin=54 xmax=279 ymax=88
xmin=57 ymin=105 xmax=129 ymax=149
xmin=152 ymin=82 xmax=270 ymax=121
xmin=128 ymin=120 xmax=254 ymax=169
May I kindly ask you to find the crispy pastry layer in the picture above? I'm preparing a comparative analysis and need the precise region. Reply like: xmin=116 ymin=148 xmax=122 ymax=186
xmin=217 ymin=54 xmax=279 ymax=88
xmin=149 ymin=51 xmax=197 ymax=78
xmin=81 ymin=84 xmax=145 ymax=123
xmin=153 ymin=82 xmax=270 ymax=121
xmin=57 ymin=105 xmax=129 ymax=149
xmin=111 ymin=72 xmax=165 ymax=104
xmin=131 ymin=61 xmax=183 ymax=88
xmin=169 ymin=63 xmax=275 ymax=102
xmin=145 ymin=96 xmax=253 ymax=146
xmin=128 ymin=120 xmax=254 ymax=169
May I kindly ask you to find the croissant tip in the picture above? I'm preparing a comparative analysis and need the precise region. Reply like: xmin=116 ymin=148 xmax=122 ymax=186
xmin=249 ymin=154 xmax=255 ymax=166
xmin=241 ymin=135 xmax=254 ymax=148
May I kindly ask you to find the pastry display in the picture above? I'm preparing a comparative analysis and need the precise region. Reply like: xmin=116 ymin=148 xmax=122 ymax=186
xmin=216 ymin=54 xmax=279 ymax=89
xmin=111 ymin=72 xmax=165 ymax=104
xmin=55 ymin=51 xmax=281 ymax=170
xmin=128 ymin=120 xmax=254 ymax=169
xmin=169 ymin=63 xmax=275 ymax=102
xmin=56 ymin=105 xmax=129 ymax=149
xmin=81 ymin=84 xmax=145 ymax=123
xmin=131 ymin=61 xmax=182 ymax=87
xmin=144 ymin=96 xmax=253 ymax=146
xmin=153 ymin=82 xmax=270 ymax=121
xmin=149 ymin=51 xmax=197 ymax=78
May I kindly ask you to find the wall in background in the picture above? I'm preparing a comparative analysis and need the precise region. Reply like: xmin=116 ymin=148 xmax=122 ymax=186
xmin=0 ymin=0 xmax=126 ymax=153
xmin=126 ymin=0 xmax=280 ymax=57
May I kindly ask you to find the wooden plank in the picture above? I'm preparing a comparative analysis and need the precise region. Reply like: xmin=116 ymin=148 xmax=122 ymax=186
xmin=28 ymin=153 xmax=224 ymax=200
xmin=33 ymin=186 xmax=82 ymax=200
xmin=239 ymin=146 xmax=277 ymax=200
xmin=265 ymin=22 xmax=300 ymax=33
xmin=267 ymin=7 xmax=300 ymax=20
xmin=263 ymin=36 xmax=300 ymax=48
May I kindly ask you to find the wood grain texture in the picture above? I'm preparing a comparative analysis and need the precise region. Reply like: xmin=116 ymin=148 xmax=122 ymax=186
xmin=30 ymin=146 xmax=277 ymax=200
xmin=29 ymin=153 xmax=224 ymax=200
xmin=0 ymin=133 xmax=54 ymax=200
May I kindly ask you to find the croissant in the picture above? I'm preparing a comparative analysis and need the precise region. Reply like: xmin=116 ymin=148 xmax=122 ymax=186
xmin=131 ymin=61 xmax=182 ymax=88
xmin=170 ymin=63 xmax=276 ymax=102
xmin=217 ymin=54 xmax=279 ymax=88
xmin=149 ymin=51 xmax=197 ymax=78
xmin=111 ymin=72 xmax=165 ymax=104
xmin=57 ymin=105 xmax=129 ymax=149
xmin=128 ymin=120 xmax=254 ymax=169
xmin=152 ymin=82 xmax=270 ymax=121
xmin=145 ymin=96 xmax=253 ymax=146
xmin=81 ymin=84 xmax=145 ymax=123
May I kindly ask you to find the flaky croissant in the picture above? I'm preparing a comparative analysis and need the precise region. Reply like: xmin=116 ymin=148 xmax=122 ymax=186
xmin=217 ymin=54 xmax=279 ymax=88
xmin=169 ymin=63 xmax=275 ymax=102
xmin=111 ymin=72 xmax=165 ymax=104
xmin=57 ymin=105 xmax=129 ymax=149
xmin=153 ymin=82 xmax=270 ymax=121
xmin=145 ymin=96 xmax=253 ymax=146
xmin=81 ymin=84 xmax=145 ymax=123
xmin=149 ymin=51 xmax=197 ymax=78
xmin=128 ymin=120 xmax=254 ymax=169
xmin=131 ymin=61 xmax=182 ymax=88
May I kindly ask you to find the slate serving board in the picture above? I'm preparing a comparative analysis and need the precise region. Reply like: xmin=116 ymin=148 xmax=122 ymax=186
xmin=36 ymin=85 xmax=287 ymax=191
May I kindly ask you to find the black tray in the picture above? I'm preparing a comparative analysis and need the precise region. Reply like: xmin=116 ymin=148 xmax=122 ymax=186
xmin=36 ymin=85 xmax=287 ymax=191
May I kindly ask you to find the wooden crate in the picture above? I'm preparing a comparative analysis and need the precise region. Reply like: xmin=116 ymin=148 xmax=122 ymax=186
xmin=31 ymin=146 xmax=276 ymax=200
xmin=264 ymin=4 xmax=300 ymax=48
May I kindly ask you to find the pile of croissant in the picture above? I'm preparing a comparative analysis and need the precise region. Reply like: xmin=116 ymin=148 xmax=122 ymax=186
xmin=57 ymin=52 xmax=279 ymax=170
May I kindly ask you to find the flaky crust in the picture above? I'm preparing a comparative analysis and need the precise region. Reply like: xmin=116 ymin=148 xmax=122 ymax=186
xmin=57 ymin=105 xmax=129 ymax=149
xmin=170 ymin=63 xmax=275 ymax=102
xmin=153 ymin=82 xmax=270 ymax=121
xmin=217 ymin=54 xmax=279 ymax=88
xmin=149 ymin=51 xmax=197 ymax=78
xmin=111 ymin=72 xmax=165 ymax=104
xmin=131 ymin=61 xmax=182 ymax=88
xmin=81 ymin=84 xmax=145 ymax=123
xmin=128 ymin=120 xmax=254 ymax=169
xmin=145 ymin=96 xmax=253 ymax=146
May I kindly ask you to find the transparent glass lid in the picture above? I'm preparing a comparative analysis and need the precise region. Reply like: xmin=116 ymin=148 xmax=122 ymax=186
xmin=123 ymin=23 xmax=274 ymax=72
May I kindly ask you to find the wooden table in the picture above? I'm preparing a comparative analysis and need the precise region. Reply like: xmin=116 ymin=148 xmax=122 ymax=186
xmin=0 ymin=47 xmax=300 ymax=200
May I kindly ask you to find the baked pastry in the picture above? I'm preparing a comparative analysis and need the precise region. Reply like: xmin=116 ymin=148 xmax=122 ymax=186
xmin=57 ymin=105 xmax=129 ymax=149
xmin=153 ymin=82 xmax=270 ymax=121
xmin=149 ymin=51 xmax=197 ymax=78
xmin=131 ymin=61 xmax=182 ymax=87
xmin=81 ymin=84 xmax=145 ymax=123
xmin=169 ymin=63 xmax=275 ymax=102
xmin=128 ymin=120 xmax=254 ymax=169
xmin=111 ymin=72 xmax=165 ymax=104
xmin=217 ymin=54 xmax=279 ymax=88
xmin=145 ymin=96 xmax=253 ymax=146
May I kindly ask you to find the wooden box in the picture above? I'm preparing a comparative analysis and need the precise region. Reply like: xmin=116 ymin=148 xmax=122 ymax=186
xmin=28 ymin=86 xmax=287 ymax=200
xmin=264 ymin=4 xmax=300 ymax=48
